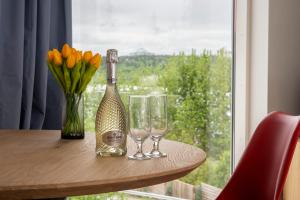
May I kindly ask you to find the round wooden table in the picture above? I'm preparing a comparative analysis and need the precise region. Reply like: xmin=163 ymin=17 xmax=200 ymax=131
xmin=0 ymin=130 xmax=206 ymax=199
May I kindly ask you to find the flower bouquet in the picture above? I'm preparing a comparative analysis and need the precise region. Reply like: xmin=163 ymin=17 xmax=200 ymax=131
xmin=47 ymin=44 xmax=101 ymax=139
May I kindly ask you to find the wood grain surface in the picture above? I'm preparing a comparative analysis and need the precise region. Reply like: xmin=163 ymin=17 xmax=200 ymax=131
xmin=283 ymin=139 xmax=300 ymax=200
xmin=0 ymin=130 xmax=206 ymax=199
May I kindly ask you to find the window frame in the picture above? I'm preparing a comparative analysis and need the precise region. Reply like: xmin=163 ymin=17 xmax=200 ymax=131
xmin=232 ymin=0 xmax=251 ymax=168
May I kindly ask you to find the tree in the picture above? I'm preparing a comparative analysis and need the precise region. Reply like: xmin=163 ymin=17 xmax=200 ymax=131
xmin=159 ymin=49 xmax=231 ymax=187
xmin=159 ymin=50 xmax=210 ymax=151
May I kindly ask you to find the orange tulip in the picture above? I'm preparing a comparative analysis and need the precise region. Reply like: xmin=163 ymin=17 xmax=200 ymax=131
xmin=89 ymin=53 xmax=101 ymax=69
xmin=66 ymin=53 xmax=76 ymax=69
xmin=53 ymin=48 xmax=60 ymax=55
xmin=53 ymin=49 xmax=62 ymax=66
xmin=71 ymin=48 xmax=77 ymax=54
xmin=47 ymin=51 xmax=54 ymax=62
xmin=83 ymin=51 xmax=93 ymax=63
xmin=62 ymin=43 xmax=71 ymax=58
xmin=75 ymin=51 xmax=82 ymax=63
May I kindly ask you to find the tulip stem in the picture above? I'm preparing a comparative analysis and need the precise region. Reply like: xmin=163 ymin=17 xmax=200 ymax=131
xmin=62 ymin=94 xmax=84 ymax=138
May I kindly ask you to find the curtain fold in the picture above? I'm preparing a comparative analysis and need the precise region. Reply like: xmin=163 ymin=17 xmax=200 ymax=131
xmin=0 ymin=0 xmax=72 ymax=129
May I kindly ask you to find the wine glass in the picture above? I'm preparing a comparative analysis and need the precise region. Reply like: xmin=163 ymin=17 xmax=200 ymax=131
xmin=128 ymin=95 xmax=151 ymax=160
xmin=147 ymin=95 xmax=168 ymax=158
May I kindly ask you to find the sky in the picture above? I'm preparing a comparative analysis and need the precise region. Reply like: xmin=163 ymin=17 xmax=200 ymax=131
xmin=72 ymin=0 xmax=232 ymax=56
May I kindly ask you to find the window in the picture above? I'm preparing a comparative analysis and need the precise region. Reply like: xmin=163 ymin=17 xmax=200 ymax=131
xmin=72 ymin=0 xmax=233 ymax=199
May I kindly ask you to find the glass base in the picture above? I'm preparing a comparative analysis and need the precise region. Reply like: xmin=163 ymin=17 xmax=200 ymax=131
xmin=128 ymin=152 xmax=151 ymax=160
xmin=146 ymin=150 xmax=167 ymax=158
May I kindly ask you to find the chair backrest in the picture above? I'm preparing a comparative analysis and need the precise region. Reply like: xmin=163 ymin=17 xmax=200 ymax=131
xmin=217 ymin=112 xmax=300 ymax=200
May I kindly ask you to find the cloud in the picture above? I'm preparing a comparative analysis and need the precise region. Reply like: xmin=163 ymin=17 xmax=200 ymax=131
xmin=72 ymin=0 xmax=232 ymax=55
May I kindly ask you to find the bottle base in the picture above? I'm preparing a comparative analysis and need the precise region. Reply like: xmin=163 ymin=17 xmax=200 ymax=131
xmin=96 ymin=149 xmax=127 ymax=157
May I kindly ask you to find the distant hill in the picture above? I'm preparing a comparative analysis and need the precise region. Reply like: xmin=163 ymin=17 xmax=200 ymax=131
xmin=119 ymin=54 xmax=170 ymax=68
xmin=101 ymin=54 xmax=170 ymax=69
xmin=129 ymin=48 xmax=155 ymax=56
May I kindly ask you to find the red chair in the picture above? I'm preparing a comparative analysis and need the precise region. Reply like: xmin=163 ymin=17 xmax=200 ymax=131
xmin=216 ymin=112 xmax=300 ymax=200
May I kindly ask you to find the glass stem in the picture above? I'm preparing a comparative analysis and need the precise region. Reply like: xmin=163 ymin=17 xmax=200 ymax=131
xmin=137 ymin=141 xmax=143 ymax=154
xmin=153 ymin=138 xmax=160 ymax=151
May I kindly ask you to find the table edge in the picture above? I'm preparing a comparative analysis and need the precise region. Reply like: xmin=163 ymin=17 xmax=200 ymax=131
xmin=0 ymin=130 xmax=206 ymax=199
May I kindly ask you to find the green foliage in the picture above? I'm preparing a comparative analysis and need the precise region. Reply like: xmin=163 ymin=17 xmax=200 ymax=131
xmin=83 ymin=49 xmax=232 ymax=189
xmin=159 ymin=51 xmax=211 ymax=150
xmin=157 ymin=49 xmax=231 ymax=187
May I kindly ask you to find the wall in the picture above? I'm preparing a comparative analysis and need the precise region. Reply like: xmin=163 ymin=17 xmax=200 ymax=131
xmin=268 ymin=0 xmax=300 ymax=114
xmin=248 ymin=0 xmax=300 ymax=133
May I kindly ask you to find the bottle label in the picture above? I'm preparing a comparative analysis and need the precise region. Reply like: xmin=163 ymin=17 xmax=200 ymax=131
xmin=102 ymin=130 xmax=125 ymax=147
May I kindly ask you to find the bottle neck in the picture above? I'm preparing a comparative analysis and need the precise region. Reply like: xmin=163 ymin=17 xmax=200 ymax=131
xmin=107 ymin=63 xmax=117 ymax=84
xmin=105 ymin=80 xmax=119 ymax=95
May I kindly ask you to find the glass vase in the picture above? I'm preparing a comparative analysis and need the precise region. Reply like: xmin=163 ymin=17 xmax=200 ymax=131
xmin=62 ymin=93 xmax=84 ymax=139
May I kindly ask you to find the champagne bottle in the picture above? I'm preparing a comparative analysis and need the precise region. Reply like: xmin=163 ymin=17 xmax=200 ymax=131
xmin=95 ymin=49 xmax=127 ymax=156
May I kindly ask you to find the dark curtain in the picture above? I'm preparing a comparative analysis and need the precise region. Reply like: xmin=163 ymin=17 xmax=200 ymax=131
xmin=0 ymin=0 xmax=72 ymax=129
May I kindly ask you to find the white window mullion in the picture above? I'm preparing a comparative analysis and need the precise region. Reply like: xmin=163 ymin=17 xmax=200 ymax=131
xmin=233 ymin=0 xmax=251 ymax=169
